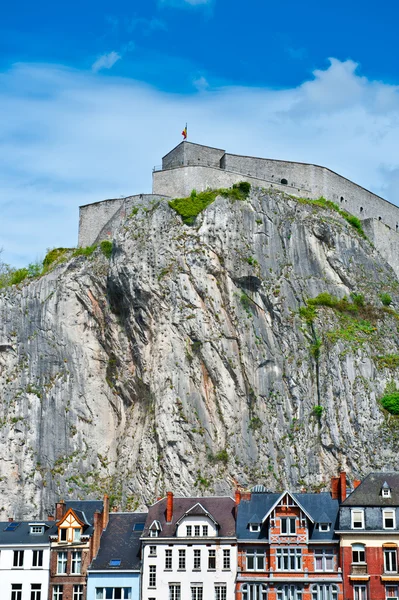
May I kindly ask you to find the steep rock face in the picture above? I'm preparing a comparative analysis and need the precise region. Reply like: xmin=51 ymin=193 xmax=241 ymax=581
xmin=1 ymin=189 xmax=399 ymax=518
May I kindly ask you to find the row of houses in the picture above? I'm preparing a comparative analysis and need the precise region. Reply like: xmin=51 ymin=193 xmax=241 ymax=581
xmin=2 ymin=472 xmax=399 ymax=600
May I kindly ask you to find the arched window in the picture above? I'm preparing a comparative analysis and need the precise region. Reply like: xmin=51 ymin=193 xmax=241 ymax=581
xmin=281 ymin=178 xmax=288 ymax=185
xmin=340 ymin=196 xmax=344 ymax=202
xmin=379 ymin=216 xmax=382 ymax=221
xmin=242 ymin=583 xmax=267 ymax=600
xmin=311 ymin=584 xmax=339 ymax=600
xmin=352 ymin=543 xmax=366 ymax=563
xmin=360 ymin=207 xmax=363 ymax=213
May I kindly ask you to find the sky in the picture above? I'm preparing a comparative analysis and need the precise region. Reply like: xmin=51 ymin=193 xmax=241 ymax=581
xmin=1 ymin=0 xmax=398 ymax=266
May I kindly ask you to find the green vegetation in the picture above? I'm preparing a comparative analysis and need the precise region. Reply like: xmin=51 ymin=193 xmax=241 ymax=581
xmin=246 ymin=256 xmax=258 ymax=266
xmin=313 ymin=405 xmax=324 ymax=418
xmin=42 ymin=248 xmax=70 ymax=270
xmin=72 ymin=244 xmax=97 ymax=257
xmin=100 ymin=240 xmax=113 ymax=259
xmin=380 ymin=392 xmax=399 ymax=415
xmin=209 ymin=449 xmax=229 ymax=465
xmin=249 ymin=416 xmax=262 ymax=431
xmin=380 ymin=292 xmax=392 ymax=306
xmin=375 ymin=354 xmax=399 ymax=369
xmin=310 ymin=338 xmax=322 ymax=360
xmin=169 ymin=182 xmax=251 ymax=225
xmin=296 ymin=196 xmax=367 ymax=238
xmin=240 ymin=292 xmax=254 ymax=314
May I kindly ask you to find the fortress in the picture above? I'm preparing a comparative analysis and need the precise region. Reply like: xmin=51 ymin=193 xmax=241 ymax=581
xmin=79 ymin=141 xmax=399 ymax=276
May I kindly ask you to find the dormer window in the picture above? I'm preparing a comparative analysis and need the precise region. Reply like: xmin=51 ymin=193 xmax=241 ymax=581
xmin=382 ymin=482 xmax=392 ymax=498
xmin=149 ymin=520 xmax=161 ymax=537
xmin=74 ymin=528 xmax=81 ymax=542
xmin=59 ymin=529 xmax=67 ymax=542
xmin=30 ymin=525 xmax=44 ymax=535
xmin=249 ymin=523 xmax=261 ymax=532
xmin=318 ymin=523 xmax=331 ymax=532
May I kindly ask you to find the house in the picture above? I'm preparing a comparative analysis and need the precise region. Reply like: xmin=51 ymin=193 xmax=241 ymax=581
xmin=48 ymin=495 xmax=109 ymax=600
xmin=87 ymin=511 xmax=147 ymax=600
xmin=235 ymin=477 xmax=345 ymax=600
xmin=0 ymin=518 xmax=56 ymax=600
xmin=338 ymin=472 xmax=399 ymax=600
xmin=141 ymin=492 xmax=237 ymax=600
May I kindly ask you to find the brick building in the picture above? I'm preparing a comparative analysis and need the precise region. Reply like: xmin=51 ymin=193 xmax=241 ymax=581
xmin=235 ymin=478 xmax=346 ymax=600
xmin=338 ymin=473 xmax=399 ymax=600
xmin=48 ymin=496 xmax=109 ymax=600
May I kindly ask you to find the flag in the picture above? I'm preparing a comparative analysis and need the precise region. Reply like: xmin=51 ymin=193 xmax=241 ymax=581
xmin=182 ymin=124 xmax=187 ymax=139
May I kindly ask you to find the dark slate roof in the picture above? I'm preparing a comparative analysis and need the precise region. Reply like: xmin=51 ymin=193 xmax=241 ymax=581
xmin=65 ymin=500 xmax=104 ymax=525
xmin=89 ymin=513 xmax=147 ymax=571
xmin=143 ymin=496 xmax=236 ymax=538
xmin=0 ymin=521 xmax=57 ymax=545
xmin=342 ymin=473 xmax=399 ymax=506
xmin=236 ymin=492 xmax=339 ymax=541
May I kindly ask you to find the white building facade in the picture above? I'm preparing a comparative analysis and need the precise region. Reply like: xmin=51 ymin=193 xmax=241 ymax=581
xmin=0 ymin=520 xmax=55 ymax=600
xmin=141 ymin=494 xmax=237 ymax=600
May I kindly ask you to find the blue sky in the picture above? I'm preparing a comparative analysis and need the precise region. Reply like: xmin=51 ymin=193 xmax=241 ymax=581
xmin=1 ymin=0 xmax=399 ymax=266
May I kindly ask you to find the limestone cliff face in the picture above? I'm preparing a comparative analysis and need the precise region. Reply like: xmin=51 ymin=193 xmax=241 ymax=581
xmin=1 ymin=189 xmax=399 ymax=518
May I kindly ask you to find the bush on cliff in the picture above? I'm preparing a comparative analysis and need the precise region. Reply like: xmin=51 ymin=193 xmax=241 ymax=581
xmin=380 ymin=392 xmax=399 ymax=415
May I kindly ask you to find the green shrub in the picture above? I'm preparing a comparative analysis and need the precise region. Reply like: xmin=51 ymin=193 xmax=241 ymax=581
xmin=246 ymin=256 xmax=258 ymax=266
xmin=240 ymin=293 xmax=253 ymax=312
xmin=308 ymin=292 xmax=339 ymax=308
xmin=380 ymin=293 xmax=392 ymax=306
xmin=380 ymin=392 xmax=399 ymax=415
xmin=249 ymin=416 xmax=262 ymax=431
xmin=310 ymin=338 xmax=322 ymax=360
xmin=350 ymin=292 xmax=365 ymax=307
xmin=43 ymin=248 xmax=69 ymax=270
xmin=376 ymin=354 xmax=399 ymax=369
xmin=10 ymin=268 xmax=29 ymax=285
xmin=100 ymin=240 xmax=113 ymax=259
xmin=296 ymin=196 xmax=366 ymax=238
xmin=72 ymin=245 xmax=97 ymax=257
xmin=211 ymin=449 xmax=228 ymax=465
xmin=313 ymin=405 xmax=324 ymax=418
xmin=299 ymin=305 xmax=317 ymax=322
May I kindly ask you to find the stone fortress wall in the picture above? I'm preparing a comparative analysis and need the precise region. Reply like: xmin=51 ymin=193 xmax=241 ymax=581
xmin=79 ymin=141 xmax=399 ymax=276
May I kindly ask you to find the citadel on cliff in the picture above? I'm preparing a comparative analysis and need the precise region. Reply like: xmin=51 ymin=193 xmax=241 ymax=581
xmin=79 ymin=141 xmax=399 ymax=276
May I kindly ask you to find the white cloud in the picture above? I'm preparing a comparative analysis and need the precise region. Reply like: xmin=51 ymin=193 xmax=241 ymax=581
xmin=193 ymin=75 xmax=209 ymax=91
xmin=92 ymin=51 xmax=121 ymax=72
xmin=159 ymin=0 xmax=212 ymax=7
xmin=0 ymin=58 xmax=399 ymax=266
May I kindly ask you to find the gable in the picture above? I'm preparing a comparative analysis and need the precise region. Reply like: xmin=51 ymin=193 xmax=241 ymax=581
xmin=58 ymin=508 xmax=85 ymax=528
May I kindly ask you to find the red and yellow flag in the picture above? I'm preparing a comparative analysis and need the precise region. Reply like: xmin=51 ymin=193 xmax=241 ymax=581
xmin=182 ymin=124 xmax=187 ymax=139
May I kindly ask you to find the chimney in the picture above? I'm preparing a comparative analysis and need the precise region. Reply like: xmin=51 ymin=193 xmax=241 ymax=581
xmin=102 ymin=494 xmax=109 ymax=530
xmin=340 ymin=472 xmax=347 ymax=502
xmin=47 ymin=515 xmax=55 ymax=521
xmin=353 ymin=479 xmax=361 ymax=490
xmin=56 ymin=500 xmax=66 ymax=521
xmin=331 ymin=477 xmax=340 ymax=500
xmin=235 ymin=489 xmax=241 ymax=506
xmin=166 ymin=492 xmax=173 ymax=523
xmin=91 ymin=510 xmax=103 ymax=561
xmin=241 ymin=490 xmax=252 ymax=501
xmin=8 ymin=517 xmax=13 ymax=522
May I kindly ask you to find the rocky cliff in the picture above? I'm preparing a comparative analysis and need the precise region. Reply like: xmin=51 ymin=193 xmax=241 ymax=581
xmin=1 ymin=188 xmax=399 ymax=518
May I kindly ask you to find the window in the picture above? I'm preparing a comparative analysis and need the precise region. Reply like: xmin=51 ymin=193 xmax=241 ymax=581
xmin=31 ymin=584 xmax=42 ymax=600
xmin=208 ymin=549 xmax=216 ymax=569
xmin=194 ymin=525 xmax=200 ymax=537
xmin=95 ymin=590 xmax=131 ymax=599
xmin=281 ymin=178 xmax=288 ymax=185
xmin=13 ymin=550 xmax=24 ymax=567
xmin=32 ymin=549 xmax=43 ymax=567
xmin=385 ymin=585 xmax=398 ymax=598
xmin=74 ymin=528 xmax=81 ymax=542
xmin=109 ymin=559 xmax=121 ymax=567
xmin=149 ymin=529 xmax=158 ymax=537
xmin=314 ymin=548 xmax=334 ymax=571
xmin=351 ymin=510 xmax=364 ymax=529
xmin=250 ymin=523 xmax=261 ymax=532
xmin=71 ymin=551 xmax=82 ymax=574
xmin=385 ymin=549 xmax=398 ymax=573
xmin=30 ymin=525 xmax=44 ymax=534
xmin=352 ymin=544 xmax=366 ymax=563
xmin=191 ymin=584 xmax=203 ymax=600
xmin=59 ymin=528 xmax=67 ymax=542
xmin=383 ymin=489 xmax=392 ymax=498
xmin=311 ymin=585 xmax=338 ymax=600
xmin=215 ymin=584 xmax=227 ymax=600
xmin=276 ymin=548 xmax=302 ymax=571
xmin=246 ymin=549 xmax=265 ymax=571
xmin=57 ymin=551 xmax=67 ymax=574
xmin=353 ymin=585 xmax=367 ymax=600
xmin=223 ymin=549 xmax=230 ymax=569
xmin=178 ymin=549 xmax=186 ymax=570
xmin=281 ymin=517 xmax=296 ymax=535
xmin=165 ymin=549 xmax=172 ymax=570
xmin=11 ymin=585 xmax=22 ymax=600
xmin=149 ymin=546 xmax=156 ymax=556
xmin=73 ymin=586 xmax=83 ymax=600
xmin=202 ymin=525 xmax=208 ymax=536
xmin=277 ymin=585 xmax=303 ymax=600
xmin=242 ymin=583 xmax=268 ymax=600
xmin=318 ymin=523 xmax=330 ymax=532
xmin=186 ymin=525 xmax=192 ymax=536
xmin=149 ymin=565 xmax=156 ymax=587
xmin=169 ymin=584 xmax=181 ymax=600
xmin=52 ymin=587 xmax=63 ymax=600
xmin=194 ymin=549 xmax=201 ymax=569
xmin=384 ymin=510 xmax=396 ymax=529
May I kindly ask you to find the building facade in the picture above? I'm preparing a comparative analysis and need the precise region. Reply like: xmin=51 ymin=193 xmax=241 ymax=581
xmin=235 ymin=478 xmax=345 ymax=600
xmin=0 ymin=519 xmax=56 ymax=600
xmin=87 ymin=512 xmax=146 ymax=600
xmin=141 ymin=492 xmax=237 ymax=600
xmin=339 ymin=473 xmax=399 ymax=600
xmin=48 ymin=497 xmax=109 ymax=600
